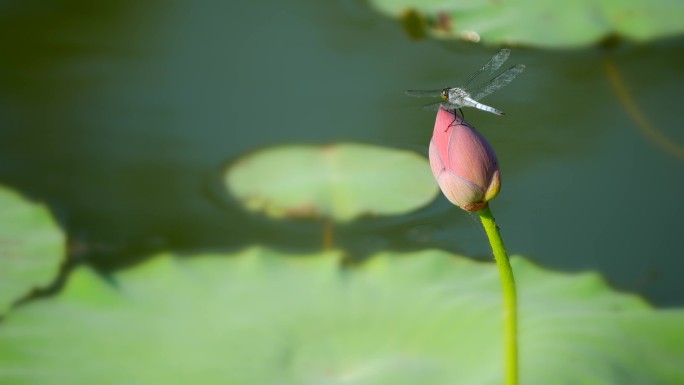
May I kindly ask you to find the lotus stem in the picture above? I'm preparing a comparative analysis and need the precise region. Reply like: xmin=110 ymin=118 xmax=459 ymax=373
xmin=477 ymin=204 xmax=518 ymax=385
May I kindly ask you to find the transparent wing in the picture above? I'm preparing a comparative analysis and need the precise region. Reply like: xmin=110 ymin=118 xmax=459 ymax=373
xmin=406 ymin=89 xmax=442 ymax=97
xmin=422 ymin=101 xmax=446 ymax=111
xmin=462 ymin=49 xmax=510 ymax=89
xmin=470 ymin=64 xmax=525 ymax=101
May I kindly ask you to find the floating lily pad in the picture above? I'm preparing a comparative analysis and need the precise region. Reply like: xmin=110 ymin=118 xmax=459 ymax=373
xmin=1 ymin=248 xmax=682 ymax=384
xmin=224 ymin=143 xmax=439 ymax=221
xmin=371 ymin=0 xmax=684 ymax=48
xmin=0 ymin=186 xmax=64 ymax=314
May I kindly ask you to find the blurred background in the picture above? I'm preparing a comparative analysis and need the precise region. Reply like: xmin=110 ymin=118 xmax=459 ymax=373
xmin=0 ymin=0 xmax=683 ymax=306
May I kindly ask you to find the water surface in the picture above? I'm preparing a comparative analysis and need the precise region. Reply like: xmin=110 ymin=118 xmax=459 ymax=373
xmin=1 ymin=0 xmax=682 ymax=305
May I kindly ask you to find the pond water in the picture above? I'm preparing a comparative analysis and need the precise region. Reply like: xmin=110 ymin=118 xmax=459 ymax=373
xmin=1 ymin=0 xmax=683 ymax=306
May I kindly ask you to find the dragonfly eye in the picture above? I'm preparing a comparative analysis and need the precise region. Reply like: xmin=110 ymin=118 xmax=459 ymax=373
xmin=441 ymin=89 xmax=448 ymax=100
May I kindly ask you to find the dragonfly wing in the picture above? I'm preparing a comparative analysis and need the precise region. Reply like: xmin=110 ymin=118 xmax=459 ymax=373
xmin=470 ymin=64 xmax=525 ymax=101
xmin=462 ymin=49 xmax=510 ymax=89
xmin=422 ymin=101 xmax=446 ymax=111
xmin=406 ymin=89 xmax=442 ymax=97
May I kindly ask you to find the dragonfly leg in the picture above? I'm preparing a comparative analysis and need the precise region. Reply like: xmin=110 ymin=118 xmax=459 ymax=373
xmin=446 ymin=108 xmax=466 ymax=132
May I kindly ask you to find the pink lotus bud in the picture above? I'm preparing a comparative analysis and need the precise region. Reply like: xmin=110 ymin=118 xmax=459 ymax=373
xmin=429 ymin=107 xmax=501 ymax=211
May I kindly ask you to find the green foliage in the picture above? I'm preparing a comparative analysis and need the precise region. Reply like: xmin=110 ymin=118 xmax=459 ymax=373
xmin=370 ymin=0 xmax=684 ymax=47
xmin=0 ymin=186 xmax=63 ymax=314
xmin=1 ymin=248 xmax=682 ymax=384
xmin=224 ymin=143 xmax=439 ymax=222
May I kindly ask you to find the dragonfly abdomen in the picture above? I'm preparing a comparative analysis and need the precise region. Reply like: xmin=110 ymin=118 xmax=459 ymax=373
xmin=462 ymin=97 xmax=504 ymax=116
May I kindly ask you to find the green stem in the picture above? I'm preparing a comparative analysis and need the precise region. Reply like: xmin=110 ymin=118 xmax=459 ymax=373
xmin=477 ymin=204 xmax=518 ymax=385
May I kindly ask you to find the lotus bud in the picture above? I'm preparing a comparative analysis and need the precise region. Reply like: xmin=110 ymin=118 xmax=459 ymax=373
xmin=428 ymin=107 xmax=501 ymax=211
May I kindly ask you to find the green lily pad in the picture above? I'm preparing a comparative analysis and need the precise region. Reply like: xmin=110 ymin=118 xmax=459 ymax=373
xmin=1 ymin=248 xmax=682 ymax=384
xmin=0 ymin=186 xmax=64 ymax=314
xmin=371 ymin=0 xmax=684 ymax=48
xmin=224 ymin=143 xmax=439 ymax=222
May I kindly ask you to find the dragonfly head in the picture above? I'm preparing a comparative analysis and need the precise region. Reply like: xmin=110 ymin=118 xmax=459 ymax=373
xmin=440 ymin=88 xmax=449 ymax=101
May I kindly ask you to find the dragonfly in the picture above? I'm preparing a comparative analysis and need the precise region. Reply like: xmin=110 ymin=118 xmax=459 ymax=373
xmin=406 ymin=48 xmax=525 ymax=116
